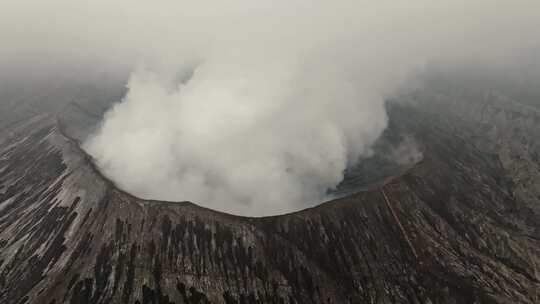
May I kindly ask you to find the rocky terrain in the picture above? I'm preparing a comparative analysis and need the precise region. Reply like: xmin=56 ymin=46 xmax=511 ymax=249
xmin=1 ymin=87 xmax=540 ymax=303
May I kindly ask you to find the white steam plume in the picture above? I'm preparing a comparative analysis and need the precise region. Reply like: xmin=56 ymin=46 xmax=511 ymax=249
xmin=84 ymin=54 xmax=393 ymax=215
xmin=2 ymin=0 xmax=538 ymax=215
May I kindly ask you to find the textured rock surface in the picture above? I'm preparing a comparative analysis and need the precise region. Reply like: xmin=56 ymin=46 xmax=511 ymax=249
xmin=1 ymin=95 xmax=540 ymax=303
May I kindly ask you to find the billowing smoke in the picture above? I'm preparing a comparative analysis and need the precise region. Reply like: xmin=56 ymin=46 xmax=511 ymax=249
xmin=83 ymin=60 xmax=390 ymax=215
xmin=391 ymin=136 xmax=424 ymax=166
xmin=2 ymin=0 xmax=539 ymax=215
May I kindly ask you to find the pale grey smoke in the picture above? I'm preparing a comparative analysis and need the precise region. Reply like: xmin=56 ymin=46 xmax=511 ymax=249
xmin=84 ymin=61 xmax=389 ymax=215
xmin=2 ymin=0 xmax=539 ymax=215
xmin=391 ymin=136 xmax=424 ymax=166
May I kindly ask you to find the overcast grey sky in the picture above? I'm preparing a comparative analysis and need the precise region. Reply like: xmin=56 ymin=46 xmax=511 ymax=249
xmin=1 ymin=0 xmax=539 ymax=76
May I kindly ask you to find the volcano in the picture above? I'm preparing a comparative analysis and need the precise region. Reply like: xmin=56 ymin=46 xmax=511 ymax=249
xmin=1 ymin=85 xmax=540 ymax=304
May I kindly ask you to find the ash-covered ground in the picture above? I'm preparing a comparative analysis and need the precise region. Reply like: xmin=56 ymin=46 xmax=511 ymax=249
xmin=1 ymin=81 xmax=540 ymax=303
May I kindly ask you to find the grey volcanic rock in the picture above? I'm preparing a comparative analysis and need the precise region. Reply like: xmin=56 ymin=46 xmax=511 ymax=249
xmin=1 ymin=98 xmax=540 ymax=303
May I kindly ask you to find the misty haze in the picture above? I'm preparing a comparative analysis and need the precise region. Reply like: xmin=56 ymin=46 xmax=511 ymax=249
xmin=1 ymin=1 xmax=540 ymax=303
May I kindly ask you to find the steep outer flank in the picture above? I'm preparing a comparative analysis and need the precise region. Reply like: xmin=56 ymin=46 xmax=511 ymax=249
xmin=0 ymin=109 xmax=539 ymax=304
xmin=414 ymin=90 xmax=540 ymax=230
